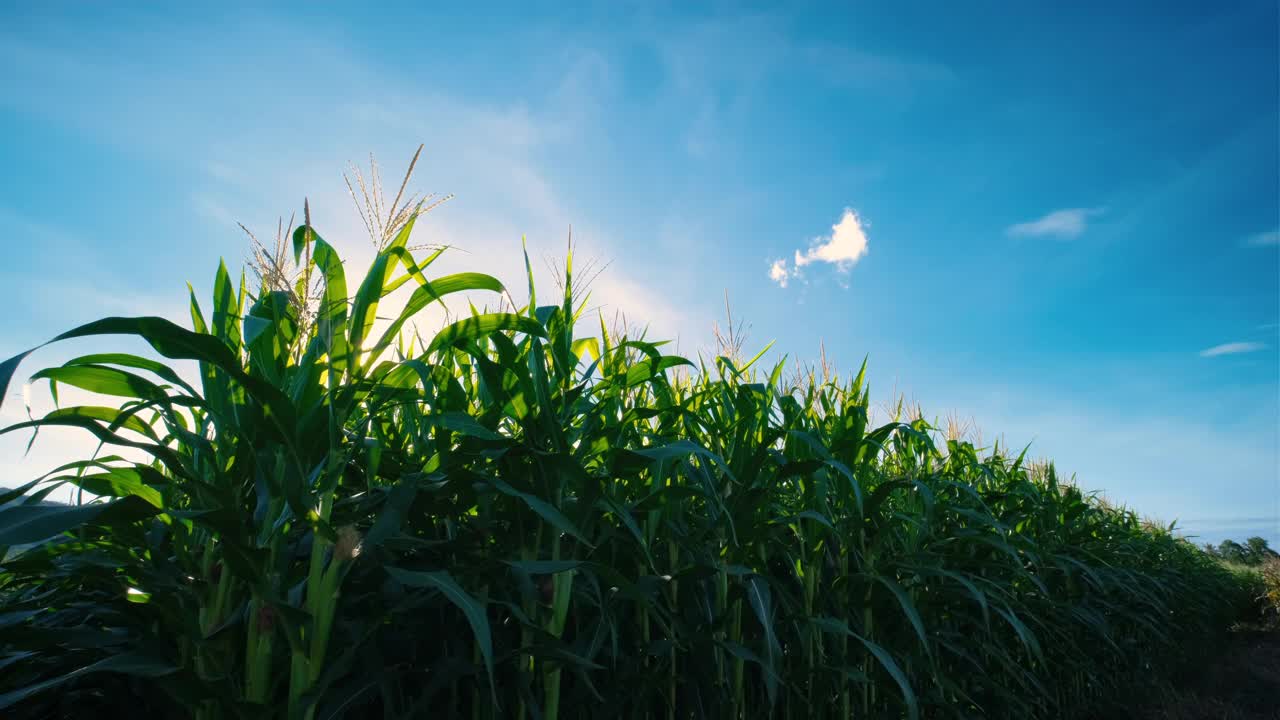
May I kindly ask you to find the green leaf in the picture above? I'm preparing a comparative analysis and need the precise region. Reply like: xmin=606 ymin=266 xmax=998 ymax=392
xmin=187 ymin=282 xmax=208 ymax=333
xmin=623 ymin=355 xmax=693 ymax=387
xmin=810 ymin=617 xmax=918 ymax=720
xmin=304 ymin=229 xmax=351 ymax=376
xmin=1 ymin=415 xmax=192 ymax=484
xmin=873 ymin=574 xmax=931 ymax=655
xmin=385 ymin=567 xmax=496 ymax=703
xmin=488 ymin=477 xmax=593 ymax=548
xmin=0 ymin=495 xmax=157 ymax=546
xmin=994 ymin=603 xmax=1044 ymax=664
xmin=212 ymin=259 xmax=242 ymax=351
xmin=349 ymin=251 xmax=395 ymax=359
xmin=63 ymin=468 xmax=164 ymax=509
xmin=425 ymin=313 xmax=547 ymax=355
xmin=41 ymin=406 xmax=156 ymax=439
xmin=0 ymin=316 xmax=295 ymax=432
xmin=909 ymin=564 xmax=990 ymax=625
xmin=745 ymin=575 xmax=781 ymax=706
xmin=0 ymin=478 xmax=43 ymax=507
xmin=739 ymin=339 xmax=776 ymax=373
xmin=631 ymin=439 xmax=724 ymax=468
xmin=522 ymin=237 xmax=536 ymax=316
xmin=794 ymin=509 xmax=836 ymax=532
xmin=438 ymin=412 xmax=503 ymax=441
xmin=61 ymin=353 xmax=197 ymax=395
xmin=716 ymin=640 xmax=783 ymax=692
xmin=30 ymin=365 xmax=168 ymax=403
xmin=365 ymin=272 xmax=508 ymax=369
xmin=0 ymin=652 xmax=176 ymax=710
xmin=571 ymin=337 xmax=599 ymax=363
xmin=364 ymin=481 xmax=418 ymax=549
xmin=505 ymin=560 xmax=583 ymax=575
xmin=349 ymin=242 xmax=458 ymax=369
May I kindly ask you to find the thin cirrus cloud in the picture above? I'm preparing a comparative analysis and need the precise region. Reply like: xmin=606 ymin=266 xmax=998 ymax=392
xmin=769 ymin=208 xmax=869 ymax=288
xmin=1006 ymin=207 xmax=1104 ymax=239
xmin=1242 ymin=229 xmax=1279 ymax=247
xmin=1199 ymin=342 xmax=1267 ymax=358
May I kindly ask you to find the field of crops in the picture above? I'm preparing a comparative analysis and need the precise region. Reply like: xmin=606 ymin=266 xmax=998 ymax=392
xmin=0 ymin=206 xmax=1263 ymax=719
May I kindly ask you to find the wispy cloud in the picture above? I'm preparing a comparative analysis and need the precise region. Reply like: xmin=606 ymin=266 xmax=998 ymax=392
xmin=0 ymin=16 xmax=710 ymax=349
xmin=1242 ymin=229 xmax=1279 ymax=247
xmin=801 ymin=44 xmax=955 ymax=97
xmin=1199 ymin=342 xmax=1267 ymax=357
xmin=769 ymin=209 xmax=869 ymax=287
xmin=1006 ymin=207 xmax=1104 ymax=239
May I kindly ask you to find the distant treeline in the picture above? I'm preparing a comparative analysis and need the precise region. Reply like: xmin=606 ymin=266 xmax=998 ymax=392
xmin=1204 ymin=536 xmax=1279 ymax=566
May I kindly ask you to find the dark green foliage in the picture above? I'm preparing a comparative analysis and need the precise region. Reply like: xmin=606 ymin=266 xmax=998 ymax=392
xmin=0 ymin=209 xmax=1261 ymax=719
xmin=1205 ymin=537 xmax=1279 ymax=567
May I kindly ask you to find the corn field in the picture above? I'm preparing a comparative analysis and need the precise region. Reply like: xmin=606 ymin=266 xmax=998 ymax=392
xmin=0 ymin=206 xmax=1260 ymax=719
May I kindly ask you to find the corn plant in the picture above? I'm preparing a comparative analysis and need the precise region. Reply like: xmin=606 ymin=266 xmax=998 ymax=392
xmin=0 ymin=197 xmax=1260 ymax=719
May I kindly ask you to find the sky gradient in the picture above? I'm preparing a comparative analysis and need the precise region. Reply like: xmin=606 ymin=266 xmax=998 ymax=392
xmin=1 ymin=1 xmax=1277 ymax=545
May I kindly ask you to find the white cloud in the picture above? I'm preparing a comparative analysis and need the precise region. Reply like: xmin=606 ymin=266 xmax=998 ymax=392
xmin=795 ymin=209 xmax=870 ymax=269
xmin=768 ymin=258 xmax=789 ymax=288
xmin=1006 ymin=207 xmax=1103 ymax=239
xmin=769 ymin=208 xmax=869 ymax=287
xmin=1243 ymin=229 xmax=1280 ymax=247
xmin=1199 ymin=342 xmax=1267 ymax=357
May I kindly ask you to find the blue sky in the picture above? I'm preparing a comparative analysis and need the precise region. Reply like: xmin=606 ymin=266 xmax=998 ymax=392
xmin=1 ymin=1 xmax=1277 ymax=545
